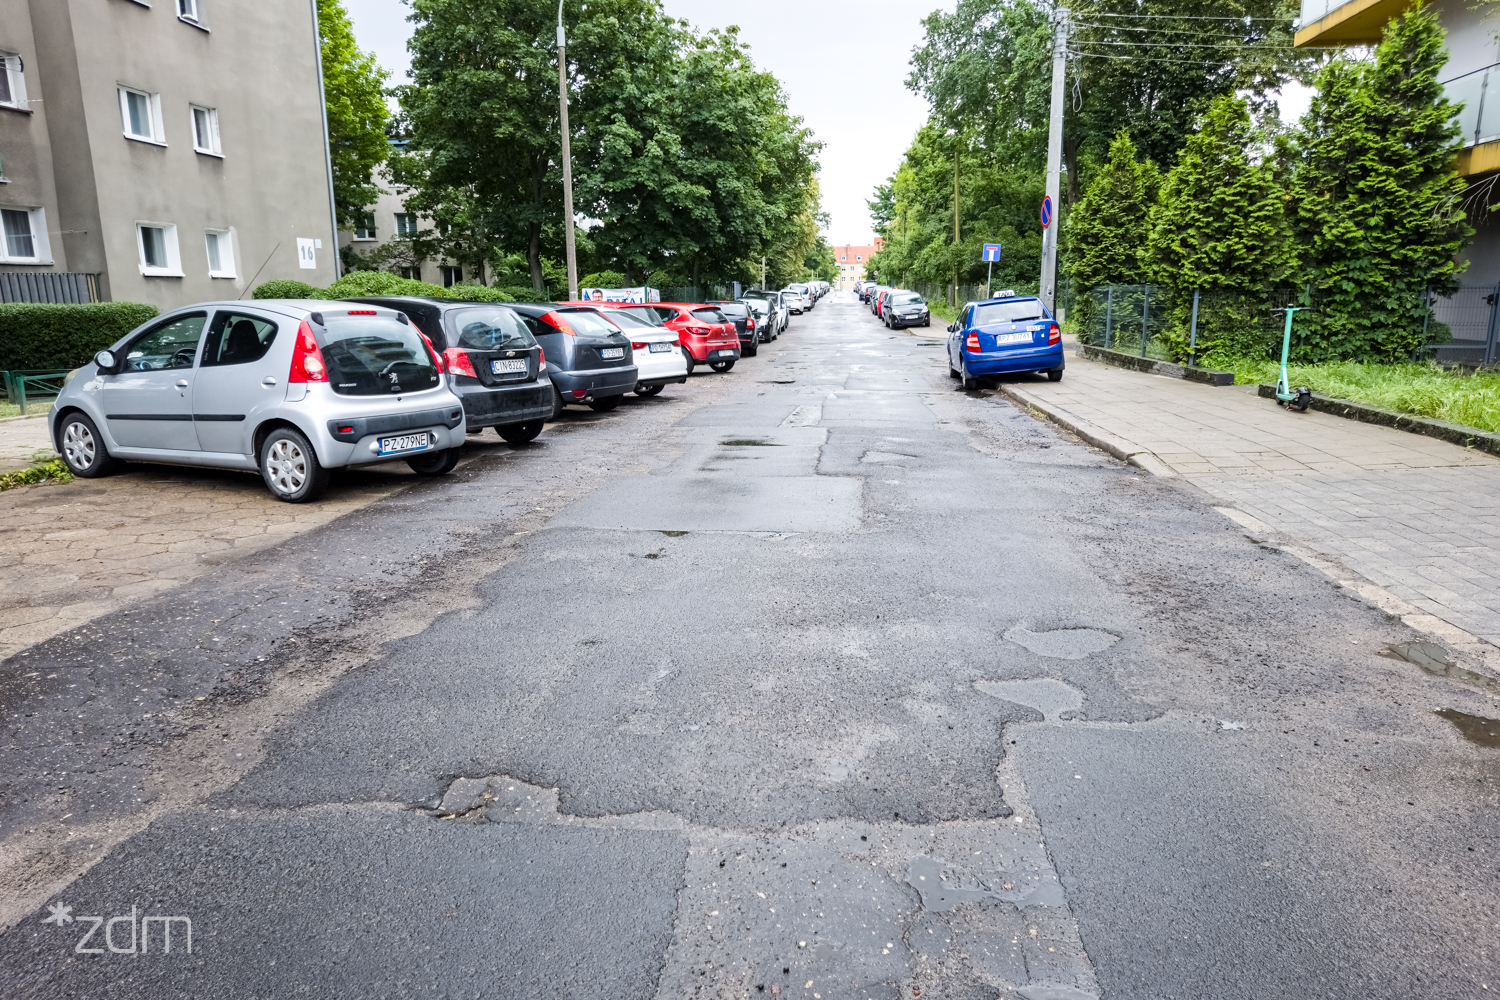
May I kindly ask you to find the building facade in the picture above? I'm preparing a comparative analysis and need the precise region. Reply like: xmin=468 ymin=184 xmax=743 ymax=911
xmin=338 ymin=163 xmax=465 ymax=288
xmin=831 ymin=238 xmax=883 ymax=292
xmin=0 ymin=0 xmax=338 ymax=307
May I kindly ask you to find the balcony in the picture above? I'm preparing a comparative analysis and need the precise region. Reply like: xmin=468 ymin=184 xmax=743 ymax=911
xmin=1295 ymin=0 xmax=1407 ymax=46
xmin=1446 ymin=62 xmax=1500 ymax=177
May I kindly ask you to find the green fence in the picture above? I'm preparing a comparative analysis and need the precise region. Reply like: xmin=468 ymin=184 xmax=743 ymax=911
xmin=2 ymin=369 xmax=71 ymax=415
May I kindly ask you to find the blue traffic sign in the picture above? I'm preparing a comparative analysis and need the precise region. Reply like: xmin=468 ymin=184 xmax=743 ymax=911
xmin=1040 ymin=195 xmax=1053 ymax=228
xmin=981 ymin=243 xmax=1002 ymax=263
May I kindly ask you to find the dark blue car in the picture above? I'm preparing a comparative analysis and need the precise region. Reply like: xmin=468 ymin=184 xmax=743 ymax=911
xmin=946 ymin=295 xmax=1064 ymax=389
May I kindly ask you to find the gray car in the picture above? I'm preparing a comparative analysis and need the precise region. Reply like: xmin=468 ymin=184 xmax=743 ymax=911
xmin=49 ymin=299 xmax=467 ymax=503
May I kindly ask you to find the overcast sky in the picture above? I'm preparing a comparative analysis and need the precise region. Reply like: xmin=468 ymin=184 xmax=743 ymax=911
xmin=344 ymin=0 xmax=1314 ymax=248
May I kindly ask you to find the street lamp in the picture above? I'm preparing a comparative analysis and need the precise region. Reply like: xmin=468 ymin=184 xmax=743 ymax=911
xmin=557 ymin=0 xmax=579 ymax=301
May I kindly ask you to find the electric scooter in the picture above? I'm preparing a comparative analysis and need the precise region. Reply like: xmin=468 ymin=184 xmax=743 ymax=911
xmin=1271 ymin=305 xmax=1313 ymax=413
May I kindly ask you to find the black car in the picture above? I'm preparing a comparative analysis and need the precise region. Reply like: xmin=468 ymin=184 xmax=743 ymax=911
xmin=707 ymin=300 xmax=759 ymax=357
xmin=506 ymin=303 xmax=639 ymax=413
xmin=885 ymin=290 xmax=931 ymax=329
xmin=350 ymin=296 xmax=554 ymax=443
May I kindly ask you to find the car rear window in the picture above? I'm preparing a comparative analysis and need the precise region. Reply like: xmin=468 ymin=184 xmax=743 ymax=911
xmin=448 ymin=306 xmax=536 ymax=350
xmin=893 ymin=293 xmax=924 ymax=305
xmin=603 ymin=310 xmax=657 ymax=329
xmin=716 ymin=303 xmax=748 ymax=317
xmin=692 ymin=308 xmax=728 ymax=323
xmin=973 ymin=300 xmax=1046 ymax=325
xmin=560 ymin=310 xmax=624 ymax=338
xmin=320 ymin=314 xmax=440 ymax=396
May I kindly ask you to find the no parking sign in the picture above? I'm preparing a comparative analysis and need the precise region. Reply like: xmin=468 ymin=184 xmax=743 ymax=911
xmin=1039 ymin=195 xmax=1053 ymax=229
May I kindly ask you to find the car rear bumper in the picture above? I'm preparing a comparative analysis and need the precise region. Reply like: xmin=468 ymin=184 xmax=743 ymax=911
xmin=638 ymin=376 xmax=687 ymax=389
xmin=451 ymin=378 xmax=555 ymax=430
xmin=634 ymin=348 xmax=689 ymax=381
xmin=550 ymin=365 xmax=639 ymax=400
xmin=683 ymin=340 xmax=741 ymax=362
xmin=965 ymin=345 xmax=1066 ymax=374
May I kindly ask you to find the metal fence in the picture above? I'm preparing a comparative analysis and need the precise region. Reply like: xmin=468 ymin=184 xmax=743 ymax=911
xmin=0 ymin=272 xmax=100 ymax=304
xmin=1422 ymin=285 xmax=1500 ymax=366
xmin=1074 ymin=285 xmax=1313 ymax=364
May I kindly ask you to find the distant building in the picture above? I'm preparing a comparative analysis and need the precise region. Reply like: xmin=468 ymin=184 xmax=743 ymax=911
xmin=338 ymin=158 xmax=465 ymax=288
xmin=832 ymin=237 xmax=883 ymax=291
xmin=0 ymin=0 xmax=339 ymax=306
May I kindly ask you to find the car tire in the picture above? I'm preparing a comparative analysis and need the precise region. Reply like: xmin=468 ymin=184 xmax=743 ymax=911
xmin=744 ymin=340 xmax=759 ymax=357
xmin=551 ymin=382 xmax=566 ymax=418
xmin=497 ymin=420 xmax=544 ymax=444
xmin=922 ymin=319 xmax=931 ymax=327
xmin=589 ymin=395 xmax=623 ymax=412
xmin=406 ymin=446 xmax=461 ymax=476
xmin=960 ymin=364 xmax=979 ymax=391
xmin=709 ymin=360 xmax=736 ymax=373
xmin=260 ymin=426 xmax=330 ymax=503
xmin=57 ymin=412 xmax=120 ymax=479
xmin=683 ymin=353 xmax=696 ymax=376
xmin=1047 ymin=368 xmax=1064 ymax=382
xmin=635 ymin=384 xmax=664 ymax=398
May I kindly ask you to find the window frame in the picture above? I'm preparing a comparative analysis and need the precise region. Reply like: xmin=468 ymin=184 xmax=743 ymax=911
xmin=136 ymin=222 xmax=183 ymax=277
xmin=440 ymin=265 xmax=462 ymax=288
xmin=119 ymin=86 xmax=166 ymax=145
xmin=190 ymin=105 xmax=221 ymax=156
xmin=204 ymin=229 xmax=235 ymax=279
xmin=0 ymin=207 xmax=51 ymax=264
xmin=352 ymin=211 xmax=377 ymax=241
xmin=0 ymin=53 xmax=28 ymax=112
xmin=176 ymin=0 xmax=209 ymax=29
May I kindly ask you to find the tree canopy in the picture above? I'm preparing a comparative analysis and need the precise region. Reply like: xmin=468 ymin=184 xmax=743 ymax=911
xmin=317 ymin=0 xmax=391 ymax=227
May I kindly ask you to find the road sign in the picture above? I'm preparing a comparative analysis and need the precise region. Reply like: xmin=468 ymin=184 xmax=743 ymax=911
xmin=980 ymin=243 xmax=1002 ymax=263
xmin=1039 ymin=195 xmax=1053 ymax=229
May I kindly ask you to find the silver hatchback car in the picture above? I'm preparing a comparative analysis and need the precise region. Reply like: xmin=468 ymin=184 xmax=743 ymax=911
xmin=49 ymin=299 xmax=467 ymax=502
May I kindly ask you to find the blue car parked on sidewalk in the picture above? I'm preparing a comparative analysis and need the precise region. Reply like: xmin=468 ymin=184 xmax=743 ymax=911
xmin=946 ymin=294 xmax=1064 ymax=389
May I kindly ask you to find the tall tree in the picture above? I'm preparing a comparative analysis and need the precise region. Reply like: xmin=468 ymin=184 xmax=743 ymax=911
xmin=1064 ymin=130 xmax=1159 ymax=287
xmin=1291 ymin=2 xmax=1471 ymax=361
xmin=317 ymin=0 xmax=391 ymax=226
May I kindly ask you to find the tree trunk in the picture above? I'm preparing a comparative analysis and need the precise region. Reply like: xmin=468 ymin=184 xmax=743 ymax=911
xmin=692 ymin=258 xmax=701 ymax=294
xmin=527 ymin=223 xmax=544 ymax=292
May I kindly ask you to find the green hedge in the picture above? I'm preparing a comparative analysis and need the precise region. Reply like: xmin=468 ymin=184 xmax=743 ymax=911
xmin=252 ymin=270 xmax=528 ymax=303
xmin=0 ymin=302 xmax=160 ymax=371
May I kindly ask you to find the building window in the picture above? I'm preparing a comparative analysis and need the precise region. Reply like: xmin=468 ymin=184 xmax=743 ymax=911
xmin=205 ymin=230 xmax=235 ymax=278
xmin=441 ymin=265 xmax=462 ymax=287
xmin=840 ymin=255 xmax=846 ymax=261
xmin=353 ymin=212 xmax=376 ymax=240
xmin=0 ymin=207 xmax=50 ymax=263
xmin=136 ymin=223 xmax=182 ymax=276
xmin=0 ymin=53 xmax=28 ymax=111
xmin=119 ymin=87 xmax=165 ymax=144
xmin=191 ymin=105 xmax=221 ymax=155
xmin=398 ymin=266 xmax=420 ymax=280
xmin=855 ymin=255 xmax=862 ymax=261
xmin=394 ymin=213 xmax=418 ymax=237
xmin=178 ymin=0 xmax=201 ymax=21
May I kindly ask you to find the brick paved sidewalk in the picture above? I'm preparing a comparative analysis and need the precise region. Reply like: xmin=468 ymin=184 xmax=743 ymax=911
xmin=1002 ymin=353 xmax=1500 ymax=660
xmin=0 ymin=415 xmax=54 ymax=474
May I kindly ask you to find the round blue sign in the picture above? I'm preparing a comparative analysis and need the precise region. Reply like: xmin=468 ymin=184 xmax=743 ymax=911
xmin=1040 ymin=195 xmax=1053 ymax=229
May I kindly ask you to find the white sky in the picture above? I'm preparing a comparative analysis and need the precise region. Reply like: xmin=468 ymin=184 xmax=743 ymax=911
xmin=343 ymin=0 xmax=938 ymax=246
xmin=344 ymin=1 xmax=1315 ymax=247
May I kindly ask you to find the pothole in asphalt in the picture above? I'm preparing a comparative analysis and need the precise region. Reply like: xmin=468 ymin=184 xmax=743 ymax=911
xmin=1435 ymin=708 xmax=1500 ymax=748
xmin=907 ymin=856 xmax=1066 ymax=912
xmin=1004 ymin=625 xmax=1119 ymax=660
xmin=721 ymin=439 xmax=783 ymax=446
xmin=976 ymin=678 xmax=1083 ymax=721
xmin=659 ymin=530 xmax=690 ymax=537
xmin=1380 ymin=641 xmax=1500 ymax=694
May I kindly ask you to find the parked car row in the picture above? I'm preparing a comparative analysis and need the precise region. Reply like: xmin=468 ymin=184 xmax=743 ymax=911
xmin=857 ymin=281 xmax=931 ymax=330
xmin=48 ymin=286 xmax=818 ymax=503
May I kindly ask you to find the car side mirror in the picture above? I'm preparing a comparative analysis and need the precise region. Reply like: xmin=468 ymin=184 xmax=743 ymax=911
xmin=947 ymin=322 xmax=958 ymax=333
xmin=95 ymin=350 xmax=117 ymax=372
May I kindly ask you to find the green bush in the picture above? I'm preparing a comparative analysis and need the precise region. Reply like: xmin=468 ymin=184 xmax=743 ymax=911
xmin=496 ymin=286 xmax=555 ymax=303
xmin=443 ymin=285 xmax=514 ymax=303
xmin=322 ymin=271 xmax=440 ymax=299
xmin=0 ymin=302 xmax=159 ymax=371
xmin=580 ymin=270 xmax=626 ymax=289
xmin=251 ymin=279 xmax=322 ymax=300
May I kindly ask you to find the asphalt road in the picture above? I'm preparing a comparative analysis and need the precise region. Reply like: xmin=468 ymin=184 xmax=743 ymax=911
xmin=2 ymin=294 xmax=1497 ymax=999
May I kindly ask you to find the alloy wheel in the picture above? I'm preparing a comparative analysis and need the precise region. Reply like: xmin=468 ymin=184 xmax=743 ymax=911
xmin=62 ymin=421 xmax=96 ymax=471
xmin=265 ymin=438 xmax=307 ymax=496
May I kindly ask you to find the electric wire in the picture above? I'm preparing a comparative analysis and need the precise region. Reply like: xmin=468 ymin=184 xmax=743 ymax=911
xmin=1079 ymin=12 xmax=1292 ymax=20
xmin=1069 ymin=37 xmax=1339 ymax=51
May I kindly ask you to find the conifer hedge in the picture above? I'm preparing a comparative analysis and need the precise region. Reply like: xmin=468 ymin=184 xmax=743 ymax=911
xmin=0 ymin=302 xmax=160 ymax=371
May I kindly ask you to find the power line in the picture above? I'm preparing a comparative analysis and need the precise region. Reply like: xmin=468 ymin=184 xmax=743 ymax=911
xmin=1071 ymin=37 xmax=1338 ymax=51
xmin=1065 ymin=48 xmax=1313 ymax=67
xmin=1083 ymin=11 xmax=1292 ymax=20
xmin=1072 ymin=20 xmax=1296 ymax=41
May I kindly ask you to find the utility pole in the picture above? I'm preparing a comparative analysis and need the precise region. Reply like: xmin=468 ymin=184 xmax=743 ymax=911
xmin=952 ymin=144 xmax=960 ymax=307
xmin=1039 ymin=7 xmax=1068 ymax=314
xmin=557 ymin=0 xmax=578 ymax=301
xmin=761 ymin=255 xmax=766 ymax=289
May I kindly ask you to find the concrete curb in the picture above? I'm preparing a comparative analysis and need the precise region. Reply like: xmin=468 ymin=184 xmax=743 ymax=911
xmin=1255 ymin=384 xmax=1500 ymax=458
xmin=996 ymin=383 xmax=1175 ymax=478
xmin=1078 ymin=344 xmax=1235 ymax=386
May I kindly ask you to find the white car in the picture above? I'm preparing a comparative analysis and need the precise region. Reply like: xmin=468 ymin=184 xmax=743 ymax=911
xmin=592 ymin=306 xmax=689 ymax=397
xmin=780 ymin=289 xmax=807 ymax=315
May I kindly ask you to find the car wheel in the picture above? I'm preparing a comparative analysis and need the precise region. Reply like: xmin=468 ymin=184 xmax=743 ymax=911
xmin=744 ymin=340 xmax=759 ymax=357
xmin=260 ymin=426 xmax=330 ymax=503
xmin=407 ymin=446 xmax=461 ymax=476
xmin=709 ymin=360 xmax=736 ymax=373
xmin=497 ymin=420 xmax=544 ymax=444
xmin=922 ymin=319 xmax=931 ymax=328
xmin=57 ymin=412 xmax=120 ymax=478
xmin=1047 ymin=368 xmax=1064 ymax=382
xmin=961 ymin=369 xmax=979 ymax=390
xmin=683 ymin=352 xmax=696 ymax=376
xmin=635 ymin=384 xmax=664 ymax=397
xmin=551 ymin=382 xmax=565 ymax=418
xmin=589 ymin=394 xmax=623 ymax=412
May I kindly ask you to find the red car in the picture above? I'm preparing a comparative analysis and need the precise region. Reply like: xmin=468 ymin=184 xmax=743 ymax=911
xmin=647 ymin=303 xmax=742 ymax=374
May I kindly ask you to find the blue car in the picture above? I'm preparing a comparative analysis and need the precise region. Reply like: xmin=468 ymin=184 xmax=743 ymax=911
xmin=947 ymin=295 xmax=1064 ymax=389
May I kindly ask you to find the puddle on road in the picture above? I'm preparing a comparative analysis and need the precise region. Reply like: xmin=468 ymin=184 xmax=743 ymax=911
xmin=659 ymin=530 xmax=689 ymax=537
xmin=1381 ymin=641 xmax=1500 ymax=695
xmin=976 ymin=678 xmax=1084 ymax=721
xmin=1436 ymin=708 xmax=1500 ymax=748
xmin=1004 ymin=625 xmax=1119 ymax=660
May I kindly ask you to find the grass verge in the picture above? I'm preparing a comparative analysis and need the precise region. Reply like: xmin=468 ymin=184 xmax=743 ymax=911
xmin=0 ymin=455 xmax=72 ymax=492
xmin=1201 ymin=355 xmax=1500 ymax=435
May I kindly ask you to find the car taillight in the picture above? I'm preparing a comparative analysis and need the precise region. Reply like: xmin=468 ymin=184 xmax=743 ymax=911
xmin=966 ymin=333 xmax=981 ymax=352
xmin=671 ymin=338 xmax=681 ymax=347
xmin=746 ymin=317 xmax=755 ymax=329
xmin=537 ymin=348 xmax=545 ymax=372
xmin=442 ymin=347 xmax=477 ymax=378
xmin=1047 ymin=323 xmax=1061 ymax=345
xmin=685 ymin=326 xmax=710 ymax=335
xmin=347 ymin=310 xmax=377 ymax=315
xmin=542 ymin=311 xmax=577 ymax=335
xmin=288 ymin=320 xmax=328 ymax=383
xmin=417 ymin=332 xmax=445 ymax=373
xmin=631 ymin=341 xmax=648 ymax=350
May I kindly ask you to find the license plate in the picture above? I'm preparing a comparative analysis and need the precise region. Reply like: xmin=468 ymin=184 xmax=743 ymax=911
xmin=378 ymin=432 xmax=431 ymax=456
xmin=994 ymin=331 xmax=1032 ymax=346
xmin=648 ymin=342 xmax=673 ymax=353
xmin=601 ymin=347 xmax=625 ymax=359
xmin=491 ymin=358 xmax=527 ymax=374
xmin=716 ymin=349 xmax=736 ymax=357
